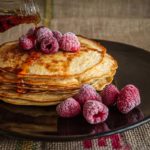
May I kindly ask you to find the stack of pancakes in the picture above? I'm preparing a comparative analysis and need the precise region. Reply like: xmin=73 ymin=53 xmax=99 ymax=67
xmin=0 ymin=36 xmax=118 ymax=106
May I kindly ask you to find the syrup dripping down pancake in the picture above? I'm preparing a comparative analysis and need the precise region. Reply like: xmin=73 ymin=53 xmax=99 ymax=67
xmin=0 ymin=36 xmax=118 ymax=106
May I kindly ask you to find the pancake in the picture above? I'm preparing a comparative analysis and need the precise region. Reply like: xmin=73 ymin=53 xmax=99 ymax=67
xmin=0 ymin=54 xmax=117 ymax=89
xmin=0 ymin=36 xmax=118 ymax=106
xmin=0 ymin=73 xmax=115 ymax=106
xmin=0 ymin=36 xmax=106 ymax=77
xmin=0 ymin=97 xmax=63 ymax=106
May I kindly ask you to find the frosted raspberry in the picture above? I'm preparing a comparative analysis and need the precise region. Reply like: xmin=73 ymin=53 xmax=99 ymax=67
xmin=74 ymin=84 xmax=102 ymax=105
xmin=19 ymin=35 xmax=34 ymax=50
xmin=117 ymin=84 xmax=141 ymax=114
xmin=36 ymin=27 xmax=53 ymax=42
xmin=60 ymin=32 xmax=80 ymax=52
xmin=40 ymin=37 xmax=59 ymax=54
xmin=56 ymin=97 xmax=81 ymax=118
xmin=52 ymin=30 xmax=63 ymax=42
xmin=101 ymin=84 xmax=120 ymax=106
xmin=83 ymin=100 xmax=109 ymax=124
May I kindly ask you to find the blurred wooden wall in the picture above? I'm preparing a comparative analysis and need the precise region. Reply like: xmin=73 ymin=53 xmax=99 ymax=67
xmin=39 ymin=0 xmax=150 ymax=51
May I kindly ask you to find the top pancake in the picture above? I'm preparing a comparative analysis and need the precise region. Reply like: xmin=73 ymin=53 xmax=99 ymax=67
xmin=0 ymin=36 xmax=106 ymax=77
xmin=0 ymin=36 xmax=118 ymax=106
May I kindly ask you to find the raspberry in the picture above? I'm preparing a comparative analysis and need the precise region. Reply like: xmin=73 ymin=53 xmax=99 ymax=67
xmin=19 ymin=35 xmax=34 ymax=50
xmin=56 ymin=97 xmax=81 ymax=118
xmin=74 ymin=84 xmax=102 ymax=105
xmin=60 ymin=32 xmax=80 ymax=52
xmin=52 ymin=30 xmax=62 ymax=42
xmin=83 ymin=100 xmax=109 ymax=124
xmin=28 ymin=35 xmax=37 ymax=47
xmin=36 ymin=27 xmax=53 ymax=42
xmin=117 ymin=84 xmax=141 ymax=114
xmin=40 ymin=37 xmax=59 ymax=54
xmin=101 ymin=84 xmax=120 ymax=106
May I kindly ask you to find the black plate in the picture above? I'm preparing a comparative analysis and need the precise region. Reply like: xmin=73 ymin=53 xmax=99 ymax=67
xmin=0 ymin=40 xmax=149 ymax=141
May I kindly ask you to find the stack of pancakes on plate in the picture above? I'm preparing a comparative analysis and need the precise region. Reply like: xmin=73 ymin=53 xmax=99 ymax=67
xmin=0 ymin=36 xmax=118 ymax=106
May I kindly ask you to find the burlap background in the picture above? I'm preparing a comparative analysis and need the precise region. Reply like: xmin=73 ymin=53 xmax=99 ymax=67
xmin=0 ymin=0 xmax=149 ymax=149
xmin=48 ymin=0 xmax=150 ymax=51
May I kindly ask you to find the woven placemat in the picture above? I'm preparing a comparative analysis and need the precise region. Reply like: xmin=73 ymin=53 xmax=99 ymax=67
xmin=0 ymin=122 xmax=149 ymax=150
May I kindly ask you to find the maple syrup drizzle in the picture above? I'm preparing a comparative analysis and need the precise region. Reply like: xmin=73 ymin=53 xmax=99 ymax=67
xmin=0 ymin=13 xmax=40 ymax=32
xmin=16 ymin=79 xmax=27 ymax=94
xmin=16 ymin=51 xmax=41 ymax=93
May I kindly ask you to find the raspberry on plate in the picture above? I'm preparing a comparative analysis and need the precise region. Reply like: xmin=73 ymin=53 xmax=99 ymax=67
xmin=52 ymin=30 xmax=62 ymax=42
xmin=60 ymin=32 xmax=80 ymax=52
xmin=40 ymin=37 xmax=59 ymax=54
xmin=83 ymin=100 xmax=109 ymax=124
xmin=117 ymin=84 xmax=141 ymax=114
xmin=101 ymin=84 xmax=120 ymax=106
xmin=36 ymin=27 xmax=53 ymax=42
xmin=56 ymin=97 xmax=81 ymax=118
xmin=19 ymin=35 xmax=34 ymax=50
xmin=74 ymin=84 xmax=102 ymax=105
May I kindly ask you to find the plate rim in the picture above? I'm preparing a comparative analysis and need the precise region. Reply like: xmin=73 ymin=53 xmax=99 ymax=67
xmin=0 ymin=116 xmax=149 ymax=142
